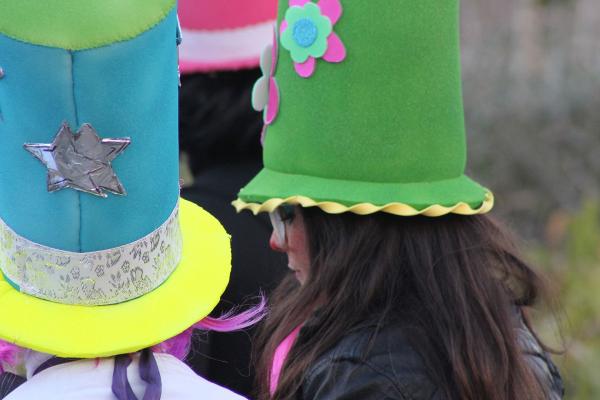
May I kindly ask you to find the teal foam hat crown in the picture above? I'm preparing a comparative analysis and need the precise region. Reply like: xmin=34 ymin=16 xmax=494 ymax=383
xmin=235 ymin=0 xmax=494 ymax=216
xmin=0 ymin=0 xmax=180 ymax=251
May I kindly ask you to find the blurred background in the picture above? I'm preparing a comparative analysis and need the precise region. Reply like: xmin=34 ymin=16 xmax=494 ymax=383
xmin=461 ymin=0 xmax=599 ymax=397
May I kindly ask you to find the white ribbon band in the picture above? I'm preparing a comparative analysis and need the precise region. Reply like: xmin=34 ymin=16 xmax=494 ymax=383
xmin=0 ymin=205 xmax=182 ymax=306
xmin=180 ymin=21 xmax=274 ymax=65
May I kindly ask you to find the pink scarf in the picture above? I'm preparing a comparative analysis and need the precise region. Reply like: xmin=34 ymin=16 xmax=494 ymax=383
xmin=269 ymin=326 xmax=302 ymax=396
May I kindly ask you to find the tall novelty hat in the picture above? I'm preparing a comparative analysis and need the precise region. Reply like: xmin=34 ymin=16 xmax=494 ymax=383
xmin=0 ymin=0 xmax=231 ymax=357
xmin=235 ymin=0 xmax=494 ymax=216
xmin=178 ymin=0 xmax=278 ymax=73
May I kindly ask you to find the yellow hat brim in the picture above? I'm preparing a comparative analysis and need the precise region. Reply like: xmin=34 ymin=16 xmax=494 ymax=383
xmin=0 ymin=198 xmax=231 ymax=358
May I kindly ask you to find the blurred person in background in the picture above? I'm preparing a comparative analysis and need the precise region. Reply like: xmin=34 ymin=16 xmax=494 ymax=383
xmin=177 ymin=0 xmax=286 ymax=396
xmin=234 ymin=0 xmax=565 ymax=399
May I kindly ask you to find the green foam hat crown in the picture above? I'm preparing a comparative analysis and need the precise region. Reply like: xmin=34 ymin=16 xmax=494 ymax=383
xmin=236 ymin=0 xmax=493 ymax=216
xmin=0 ymin=0 xmax=175 ymax=50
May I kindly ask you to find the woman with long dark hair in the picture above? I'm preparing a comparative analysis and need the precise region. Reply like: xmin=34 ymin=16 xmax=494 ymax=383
xmin=252 ymin=208 xmax=563 ymax=399
xmin=235 ymin=0 xmax=564 ymax=398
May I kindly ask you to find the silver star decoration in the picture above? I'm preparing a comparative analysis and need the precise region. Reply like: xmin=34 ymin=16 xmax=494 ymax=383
xmin=24 ymin=122 xmax=131 ymax=198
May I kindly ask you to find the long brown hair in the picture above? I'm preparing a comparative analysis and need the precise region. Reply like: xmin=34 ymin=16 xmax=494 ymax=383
xmin=255 ymin=208 xmax=551 ymax=399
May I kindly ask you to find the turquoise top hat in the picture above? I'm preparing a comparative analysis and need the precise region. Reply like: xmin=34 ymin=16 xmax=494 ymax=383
xmin=0 ymin=0 xmax=231 ymax=358
xmin=0 ymin=0 xmax=180 ymax=251
xmin=235 ymin=0 xmax=494 ymax=216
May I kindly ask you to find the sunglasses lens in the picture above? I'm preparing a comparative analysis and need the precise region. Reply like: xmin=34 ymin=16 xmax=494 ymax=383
xmin=280 ymin=205 xmax=295 ymax=221
xmin=269 ymin=211 xmax=286 ymax=246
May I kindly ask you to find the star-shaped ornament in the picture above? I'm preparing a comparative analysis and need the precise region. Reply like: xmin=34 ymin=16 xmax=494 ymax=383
xmin=24 ymin=123 xmax=131 ymax=198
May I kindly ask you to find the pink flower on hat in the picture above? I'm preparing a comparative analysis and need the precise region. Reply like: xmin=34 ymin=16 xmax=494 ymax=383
xmin=280 ymin=0 xmax=346 ymax=78
xmin=252 ymin=29 xmax=281 ymax=144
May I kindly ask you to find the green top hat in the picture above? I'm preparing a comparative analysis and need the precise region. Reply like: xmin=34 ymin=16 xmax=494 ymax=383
xmin=235 ymin=0 xmax=493 ymax=216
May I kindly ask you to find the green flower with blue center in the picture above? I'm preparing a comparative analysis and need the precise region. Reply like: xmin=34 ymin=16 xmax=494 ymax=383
xmin=281 ymin=2 xmax=333 ymax=63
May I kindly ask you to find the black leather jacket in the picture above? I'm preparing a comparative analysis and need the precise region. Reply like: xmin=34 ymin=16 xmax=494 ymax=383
xmin=299 ymin=320 xmax=564 ymax=399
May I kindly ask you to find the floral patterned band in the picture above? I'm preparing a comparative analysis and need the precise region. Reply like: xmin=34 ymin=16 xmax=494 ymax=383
xmin=0 ymin=204 xmax=182 ymax=306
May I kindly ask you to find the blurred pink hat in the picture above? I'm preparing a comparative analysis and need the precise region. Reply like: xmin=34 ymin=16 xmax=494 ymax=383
xmin=178 ymin=0 xmax=278 ymax=73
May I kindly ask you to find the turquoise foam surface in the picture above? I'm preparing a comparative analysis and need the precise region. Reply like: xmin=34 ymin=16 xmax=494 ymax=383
xmin=0 ymin=8 xmax=179 ymax=252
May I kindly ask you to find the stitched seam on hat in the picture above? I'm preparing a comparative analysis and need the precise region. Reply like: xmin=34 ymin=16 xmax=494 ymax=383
xmin=66 ymin=3 xmax=177 ymax=51
xmin=69 ymin=50 xmax=83 ymax=252
xmin=0 ymin=64 xmax=3 ymax=122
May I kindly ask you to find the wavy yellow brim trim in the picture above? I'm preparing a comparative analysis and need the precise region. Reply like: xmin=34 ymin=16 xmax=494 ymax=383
xmin=233 ymin=191 xmax=494 ymax=217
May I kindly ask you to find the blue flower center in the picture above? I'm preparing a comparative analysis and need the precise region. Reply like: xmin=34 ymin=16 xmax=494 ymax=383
xmin=293 ymin=18 xmax=318 ymax=48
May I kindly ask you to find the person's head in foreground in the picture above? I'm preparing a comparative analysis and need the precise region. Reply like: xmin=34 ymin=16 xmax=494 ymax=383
xmin=0 ymin=1 xmax=261 ymax=399
xmin=235 ymin=0 xmax=565 ymax=399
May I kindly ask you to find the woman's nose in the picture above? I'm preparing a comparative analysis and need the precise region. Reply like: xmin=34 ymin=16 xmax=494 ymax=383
xmin=269 ymin=230 xmax=285 ymax=252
